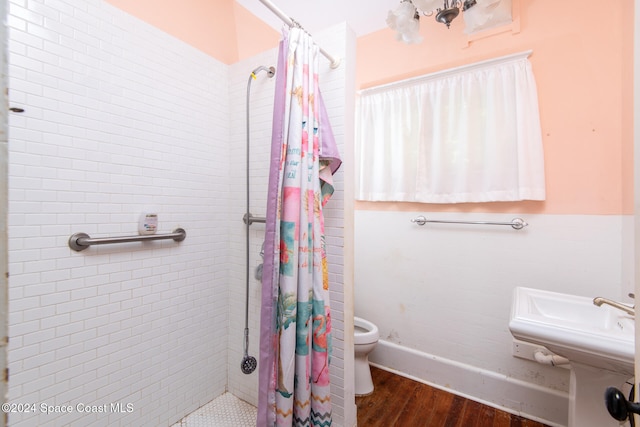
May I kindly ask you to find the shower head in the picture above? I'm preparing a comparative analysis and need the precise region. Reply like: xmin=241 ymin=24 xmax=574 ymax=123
xmin=251 ymin=65 xmax=276 ymax=79
xmin=241 ymin=355 xmax=257 ymax=374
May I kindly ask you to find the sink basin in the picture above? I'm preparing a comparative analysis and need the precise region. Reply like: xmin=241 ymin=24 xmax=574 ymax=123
xmin=509 ymin=287 xmax=635 ymax=375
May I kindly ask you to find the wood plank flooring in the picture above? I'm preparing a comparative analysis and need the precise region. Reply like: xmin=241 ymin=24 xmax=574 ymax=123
xmin=356 ymin=366 xmax=552 ymax=427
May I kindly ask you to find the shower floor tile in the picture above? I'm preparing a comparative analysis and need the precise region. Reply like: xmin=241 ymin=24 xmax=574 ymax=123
xmin=171 ymin=393 xmax=257 ymax=427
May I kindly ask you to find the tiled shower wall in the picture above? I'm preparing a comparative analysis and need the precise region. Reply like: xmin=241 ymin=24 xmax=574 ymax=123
xmin=226 ymin=49 xmax=277 ymax=406
xmin=7 ymin=0 xmax=230 ymax=425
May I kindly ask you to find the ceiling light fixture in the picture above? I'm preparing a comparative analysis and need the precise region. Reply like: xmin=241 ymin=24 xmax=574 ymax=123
xmin=387 ymin=0 xmax=478 ymax=43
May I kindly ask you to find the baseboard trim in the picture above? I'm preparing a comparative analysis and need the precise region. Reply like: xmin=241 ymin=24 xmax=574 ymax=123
xmin=369 ymin=340 xmax=568 ymax=427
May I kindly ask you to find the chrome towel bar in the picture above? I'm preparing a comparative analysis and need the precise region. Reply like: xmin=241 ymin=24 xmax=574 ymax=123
xmin=410 ymin=216 xmax=528 ymax=230
xmin=69 ymin=228 xmax=186 ymax=252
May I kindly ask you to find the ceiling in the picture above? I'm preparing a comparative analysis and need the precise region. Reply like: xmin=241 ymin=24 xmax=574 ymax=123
xmin=235 ymin=0 xmax=395 ymax=37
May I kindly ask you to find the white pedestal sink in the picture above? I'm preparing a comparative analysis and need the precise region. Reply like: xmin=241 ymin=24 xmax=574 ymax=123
xmin=509 ymin=287 xmax=635 ymax=427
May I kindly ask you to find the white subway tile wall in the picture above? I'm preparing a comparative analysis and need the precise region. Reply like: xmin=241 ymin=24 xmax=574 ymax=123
xmin=8 ymin=0 xmax=230 ymax=426
xmin=226 ymin=50 xmax=277 ymax=407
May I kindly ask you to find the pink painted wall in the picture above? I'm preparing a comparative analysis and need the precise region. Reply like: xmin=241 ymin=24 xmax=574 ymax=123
xmin=104 ymin=0 xmax=279 ymax=64
xmin=105 ymin=0 xmax=632 ymax=215
xmin=233 ymin=2 xmax=281 ymax=61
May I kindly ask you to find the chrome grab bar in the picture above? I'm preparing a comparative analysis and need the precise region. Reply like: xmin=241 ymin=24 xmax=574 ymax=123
xmin=410 ymin=216 xmax=528 ymax=230
xmin=69 ymin=228 xmax=186 ymax=251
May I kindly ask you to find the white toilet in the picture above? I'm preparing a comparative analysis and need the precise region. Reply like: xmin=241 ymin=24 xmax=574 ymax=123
xmin=354 ymin=316 xmax=379 ymax=396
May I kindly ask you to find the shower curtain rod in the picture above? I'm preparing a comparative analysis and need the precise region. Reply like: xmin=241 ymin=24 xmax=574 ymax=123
xmin=258 ymin=0 xmax=341 ymax=69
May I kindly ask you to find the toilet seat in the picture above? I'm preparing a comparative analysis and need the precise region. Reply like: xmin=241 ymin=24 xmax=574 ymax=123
xmin=354 ymin=316 xmax=379 ymax=345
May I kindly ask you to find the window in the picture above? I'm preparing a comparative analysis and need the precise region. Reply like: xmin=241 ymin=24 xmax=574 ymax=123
xmin=355 ymin=51 xmax=545 ymax=203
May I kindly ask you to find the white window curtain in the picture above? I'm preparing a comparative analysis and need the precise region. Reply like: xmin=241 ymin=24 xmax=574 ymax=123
xmin=355 ymin=51 xmax=545 ymax=203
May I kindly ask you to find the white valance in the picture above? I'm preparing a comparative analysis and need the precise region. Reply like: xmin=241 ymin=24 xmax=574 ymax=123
xmin=355 ymin=51 xmax=545 ymax=203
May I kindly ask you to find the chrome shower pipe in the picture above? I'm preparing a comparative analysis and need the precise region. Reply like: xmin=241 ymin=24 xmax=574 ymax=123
xmin=245 ymin=64 xmax=275 ymax=235
xmin=245 ymin=65 xmax=275 ymax=239
xmin=242 ymin=65 xmax=275 ymax=374
xmin=251 ymin=65 xmax=275 ymax=79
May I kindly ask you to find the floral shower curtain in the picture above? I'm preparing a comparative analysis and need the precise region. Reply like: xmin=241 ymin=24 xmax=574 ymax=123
xmin=257 ymin=27 xmax=341 ymax=427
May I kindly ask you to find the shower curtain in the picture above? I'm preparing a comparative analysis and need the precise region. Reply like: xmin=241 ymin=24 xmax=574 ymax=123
xmin=258 ymin=27 xmax=341 ymax=427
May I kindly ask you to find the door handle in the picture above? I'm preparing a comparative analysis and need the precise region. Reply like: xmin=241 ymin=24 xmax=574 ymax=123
xmin=605 ymin=387 xmax=640 ymax=424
